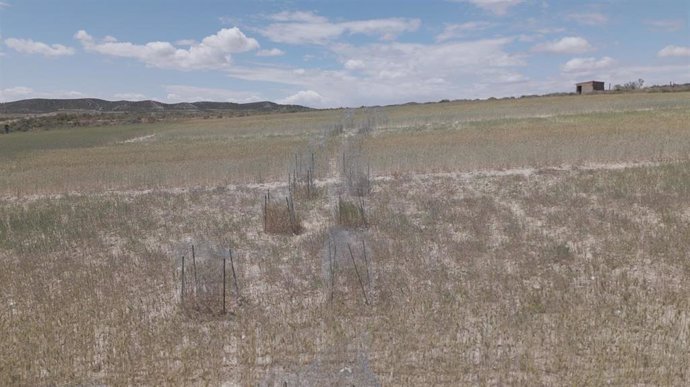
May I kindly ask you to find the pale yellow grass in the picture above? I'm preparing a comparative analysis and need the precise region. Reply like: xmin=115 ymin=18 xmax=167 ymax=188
xmin=1 ymin=92 xmax=690 ymax=385
xmin=366 ymin=107 xmax=690 ymax=175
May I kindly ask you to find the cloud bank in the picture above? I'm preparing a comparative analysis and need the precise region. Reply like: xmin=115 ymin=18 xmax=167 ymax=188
xmin=4 ymin=38 xmax=74 ymax=57
xmin=74 ymin=27 xmax=259 ymax=70
xmin=533 ymin=37 xmax=593 ymax=54
xmin=260 ymin=11 xmax=420 ymax=44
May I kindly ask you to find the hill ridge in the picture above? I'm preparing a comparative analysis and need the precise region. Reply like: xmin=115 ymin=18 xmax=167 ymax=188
xmin=0 ymin=98 xmax=310 ymax=114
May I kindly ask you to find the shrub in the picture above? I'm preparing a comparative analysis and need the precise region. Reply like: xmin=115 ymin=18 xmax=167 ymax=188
xmin=263 ymin=193 xmax=303 ymax=235
xmin=337 ymin=196 xmax=367 ymax=229
xmin=289 ymin=151 xmax=321 ymax=200
xmin=342 ymin=145 xmax=372 ymax=196
xmin=614 ymin=78 xmax=645 ymax=91
xmin=179 ymin=243 xmax=235 ymax=316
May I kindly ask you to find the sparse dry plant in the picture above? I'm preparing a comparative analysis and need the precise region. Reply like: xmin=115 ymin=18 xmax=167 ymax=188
xmin=336 ymin=196 xmax=368 ymax=229
xmin=288 ymin=150 xmax=324 ymax=200
xmin=263 ymin=191 xmax=302 ymax=235
xmin=341 ymin=139 xmax=372 ymax=196
xmin=2 ymin=92 xmax=690 ymax=385
xmin=178 ymin=243 xmax=237 ymax=316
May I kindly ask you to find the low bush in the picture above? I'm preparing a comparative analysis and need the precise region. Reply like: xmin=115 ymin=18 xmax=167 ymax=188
xmin=264 ymin=194 xmax=303 ymax=235
xmin=337 ymin=196 xmax=367 ymax=229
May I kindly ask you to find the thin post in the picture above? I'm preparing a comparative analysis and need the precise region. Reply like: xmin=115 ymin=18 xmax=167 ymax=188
xmin=222 ymin=256 xmax=227 ymax=314
xmin=286 ymin=197 xmax=292 ymax=231
xmin=307 ymin=169 xmax=311 ymax=198
xmin=287 ymin=194 xmax=297 ymax=233
xmin=192 ymin=244 xmax=198 ymax=296
xmin=229 ymin=248 xmax=239 ymax=299
xmin=338 ymin=195 xmax=342 ymax=225
xmin=333 ymin=239 xmax=337 ymax=272
xmin=367 ymin=162 xmax=371 ymax=194
xmin=181 ymin=255 xmax=186 ymax=303
xmin=348 ymin=243 xmax=369 ymax=305
xmin=292 ymin=196 xmax=297 ymax=231
xmin=264 ymin=193 xmax=268 ymax=232
xmin=349 ymin=167 xmax=354 ymax=191
xmin=362 ymin=238 xmax=370 ymax=286
xmin=328 ymin=238 xmax=334 ymax=302
xmin=359 ymin=197 xmax=367 ymax=226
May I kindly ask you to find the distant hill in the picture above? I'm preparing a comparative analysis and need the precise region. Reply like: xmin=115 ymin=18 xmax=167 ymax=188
xmin=0 ymin=98 xmax=311 ymax=115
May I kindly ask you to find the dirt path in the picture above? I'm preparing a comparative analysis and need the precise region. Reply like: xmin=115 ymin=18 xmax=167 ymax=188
xmin=120 ymin=134 xmax=156 ymax=144
xmin=326 ymin=142 xmax=341 ymax=211
xmin=374 ymin=160 xmax=676 ymax=183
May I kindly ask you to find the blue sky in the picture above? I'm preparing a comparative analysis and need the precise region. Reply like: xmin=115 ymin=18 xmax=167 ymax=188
xmin=0 ymin=0 xmax=688 ymax=107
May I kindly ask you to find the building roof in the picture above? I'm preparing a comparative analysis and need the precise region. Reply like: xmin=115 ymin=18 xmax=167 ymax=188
xmin=576 ymin=80 xmax=605 ymax=85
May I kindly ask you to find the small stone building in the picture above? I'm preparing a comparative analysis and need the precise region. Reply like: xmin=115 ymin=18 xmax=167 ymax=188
xmin=576 ymin=81 xmax=605 ymax=94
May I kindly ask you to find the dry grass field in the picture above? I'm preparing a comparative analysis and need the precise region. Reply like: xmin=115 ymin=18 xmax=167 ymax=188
xmin=1 ymin=92 xmax=690 ymax=385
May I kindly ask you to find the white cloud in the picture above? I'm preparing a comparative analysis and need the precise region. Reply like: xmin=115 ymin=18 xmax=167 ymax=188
xmin=278 ymin=90 xmax=325 ymax=107
xmin=261 ymin=23 xmax=342 ymax=45
xmin=175 ymin=39 xmax=197 ymax=46
xmin=0 ymin=86 xmax=85 ymax=102
xmin=343 ymin=19 xmax=422 ymax=41
xmin=260 ymin=11 xmax=420 ymax=44
xmin=229 ymin=44 xmax=690 ymax=106
xmin=0 ymin=86 xmax=33 ymax=101
xmin=344 ymin=59 xmax=366 ymax=70
xmin=4 ymin=38 xmax=75 ymax=57
xmin=74 ymin=27 xmax=259 ymax=70
xmin=73 ymin=30 xmax=93 ymax=44
xmin=644 ymin=19 xmax=685 ymax=32
xmin=227 ymin=37 xmax=527 ymax=106
xmin=657 ymin=45 xmax=690 ymax=57
xmin=113 ymin=92 xmax=147 ymax=100
xmin=566 ymin=12 xmax=608 ymax=26
xmin=269 ymin=11 xmax=329 ymax=23
xmin=436 ymin=22 xmax=493 ymax=42
xmin=561 ymin=56 xmax=615 ymax=73
xmin=533 ymin=36 xmax=593 ymax=54
xmin=450 ymin=0 xmax=523 ymax=16
xmin=348 ymin=37 xmax=525 ymax=74
xmin=256 ymin=48 xmax=285 ymax=57
xmin=164 ymin=85 xmax=262 ymax=103
xmin=0 ymin=2 xmax=10 ymax=9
